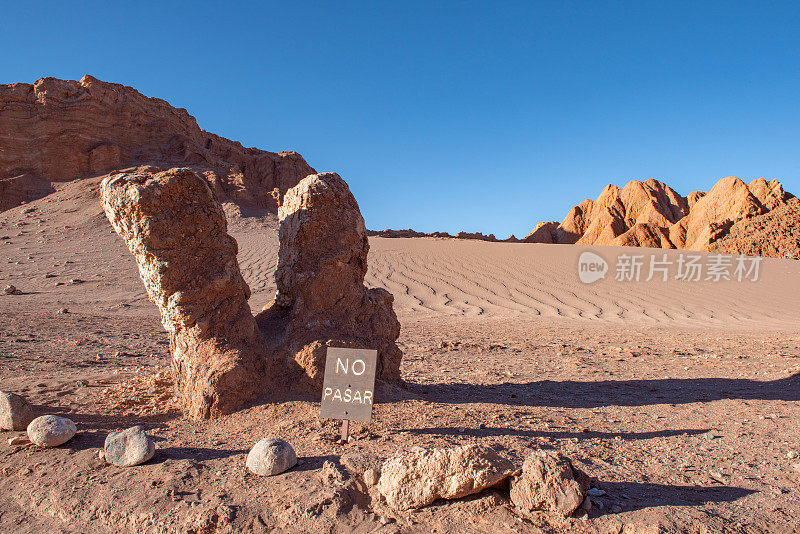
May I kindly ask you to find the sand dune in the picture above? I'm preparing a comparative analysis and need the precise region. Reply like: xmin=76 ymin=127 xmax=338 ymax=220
xmin=2 ymin=179 xmax=798 ymax=333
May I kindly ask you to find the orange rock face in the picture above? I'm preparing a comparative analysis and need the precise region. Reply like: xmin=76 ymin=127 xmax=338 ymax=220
xmin=264 ymin=172 xmax=402 ymax=387
xmin=101 ymin=168 xmax=403 ymax=418
xmin=530 ymin=176 xmax=795 ymax=255
xmin=0 ymin=75 xmax=315 ymax=212
xmin=100 ymin=168 xmax=267 ymax=419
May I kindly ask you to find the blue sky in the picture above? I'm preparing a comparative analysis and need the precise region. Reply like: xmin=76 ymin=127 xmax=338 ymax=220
xmin=2 ymin=1 xmax=799 ymax=237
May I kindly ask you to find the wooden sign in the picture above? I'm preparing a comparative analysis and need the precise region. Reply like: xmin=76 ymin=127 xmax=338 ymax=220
xmin=320 ymin=347 xmax=377 ymax=423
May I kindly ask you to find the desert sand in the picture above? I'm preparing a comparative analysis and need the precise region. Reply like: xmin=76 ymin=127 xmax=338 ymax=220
xmin=1 ymin=176 xmax=799 ymax=533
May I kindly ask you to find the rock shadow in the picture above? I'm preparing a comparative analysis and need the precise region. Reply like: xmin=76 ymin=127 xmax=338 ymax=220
xmin=406 ymin=373 xmax=800 ymax=408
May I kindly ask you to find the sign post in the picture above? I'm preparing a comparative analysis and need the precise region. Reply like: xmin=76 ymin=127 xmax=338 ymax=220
xmin=320 ymin=347 xmax=378 ymax=444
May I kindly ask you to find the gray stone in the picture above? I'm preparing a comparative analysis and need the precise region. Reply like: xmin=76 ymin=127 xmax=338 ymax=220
xmin=246 ymin=437 xmax=297 ymax=476
xmin=0 ymin=391 xmax=36 ymax=431
xmin=27 ymin=415 xmax=77 ymax=447
xmin=104 ymin=425 xmax=155 ymax=467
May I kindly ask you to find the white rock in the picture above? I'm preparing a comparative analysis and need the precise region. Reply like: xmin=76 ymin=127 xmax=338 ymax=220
xmin=104 ymin=425 xmax=155 ymax=467
xmin=246 ymin=437 xmax=297 ymax=476
xmin=27 ymin=415 xmax=77 ymax=447
xmin=377 ymin=444 xmax=515 ymax=510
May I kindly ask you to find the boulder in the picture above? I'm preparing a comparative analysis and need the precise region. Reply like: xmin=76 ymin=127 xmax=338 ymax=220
xmin=27 ymin=415 xmax=77 ymax=447
xmin=267 ymin=172 xmax=402 ymax=386
xmin=100 ymin=168 xmax=266 ymax=419
xmin=104 ymin=425 xmax=155 ymax=467
xmin=509 ymin=449 xmax=590 ymax=518
xmin=0 ymin=391 xmax=36 ymax=430
xmin=377 ymin=444 xmax=516 ymax=510
xmin=246 ymin=437 xmax=297 ymax=476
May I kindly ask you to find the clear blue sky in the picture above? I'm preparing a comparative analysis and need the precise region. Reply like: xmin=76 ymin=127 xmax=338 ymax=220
xmin=2 ymin=1 xmax=799 ymax=237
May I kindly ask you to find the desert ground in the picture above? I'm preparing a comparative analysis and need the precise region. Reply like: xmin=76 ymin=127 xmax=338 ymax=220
xmin=1 ymin=177 xmax=799 ymax=533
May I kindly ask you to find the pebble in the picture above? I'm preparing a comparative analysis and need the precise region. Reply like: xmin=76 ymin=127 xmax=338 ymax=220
xmin=611 ymin=504 xmax=623 ymax=513
xmin=27 ymin=415 xmax=77 ymax=447
xmin=363 ymin=467 xmax=380 ymax=486
xmin=8 ymin=436 xmax=29 ymax=446
xmin=104 ymin=425 xmax=155 ymax=467
xmin=2 ymin=284 xmax=22 ymax=295
xmin=57 ymin=308 xmax=69 ymax=314
xmin=787 ymin=451 xmax=798 ymax=460
xmin=246 ymin=437 xmax=297 ymax=476
xmin=586 ymin=488 xmax=606 ymax=497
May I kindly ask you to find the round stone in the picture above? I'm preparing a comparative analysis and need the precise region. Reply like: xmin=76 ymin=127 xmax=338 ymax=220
xmin=246 ymin=437 xmax=297 ymax=476
xmin=104 ymin=425 xmax=155 ymax=467
xmin=27 ymin=415 xmax=77 ymax=447
xmin=0 ymin=391 xmax=36 ymax=431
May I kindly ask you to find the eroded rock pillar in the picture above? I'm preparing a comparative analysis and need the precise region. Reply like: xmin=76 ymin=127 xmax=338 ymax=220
xmin=271 ymin=172 xmax=402 ymax=386
xmin=101 ymin=168 xmax=264 ymax=418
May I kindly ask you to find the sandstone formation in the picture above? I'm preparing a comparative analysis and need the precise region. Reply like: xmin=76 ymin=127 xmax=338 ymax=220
xmin=376 ymin=444 xmax=516 ymax=510
xmin=27 ymin=415 xmax=77 ymax=447
xmin=100 ymin=168 xmax=266 ymax=419
xmin=526 ymin=176 xmax=795 ymax=256
xmin=263 ymin=172 xmax=402 ymax=386
xmin=0 ymin=75 xmax=315 ymax=212
xmin=509 ymin=450 xmax=590 ymax=518
xmin=102 ymin=168 xmax=403 ymax=418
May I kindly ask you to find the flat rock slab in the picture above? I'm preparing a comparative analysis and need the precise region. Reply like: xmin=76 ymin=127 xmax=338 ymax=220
xmin=377 ymin=444 xmax=516 ymax=510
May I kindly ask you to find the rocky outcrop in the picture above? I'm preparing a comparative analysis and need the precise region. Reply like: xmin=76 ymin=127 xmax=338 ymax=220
xmin=524 ymin=221 xmax=559 ymax=243
xmin=101 ymin=168 xmax=266 ymax=419
xmin=263 ymin=172 xmax=402 ymax=386
xmin=0 ymin=75 xmax=315 ymax=212
xmin=509 ymin=450 xmax=590 ymax=518
xmin=527 ymin=176 xmax=795 ymax=256
xmin=102 ymin=168 xmax=403 ymax=418
xmin=377 ymin=444 xmax=516 ymax=510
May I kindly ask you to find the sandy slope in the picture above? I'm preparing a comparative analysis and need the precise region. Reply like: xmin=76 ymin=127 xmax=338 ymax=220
xmin=1 ymin=178 xmax=800 ymax=533
xmin=3 ymin=177 xmax=798 ymax=332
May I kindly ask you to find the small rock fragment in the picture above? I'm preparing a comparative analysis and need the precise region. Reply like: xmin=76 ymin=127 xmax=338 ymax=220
xmin=8 ymin=436 xmax=28 ymax=446
xmin=2 ymin=284 xmax=22 ymax=295
xmin=0 ymin=391 xmax=36 ymax=431
xmin=586 ymin=487 xmax=606 ymax=496
xmin=27 ymin=415 xmax=77 ymax=447
xmin=104 ymin=425 xmax=155 ymax=467
xmin=246 ymin=437 xmax=297 ymax=476
xmin=364 ymin=467 xmax=380 ymax=486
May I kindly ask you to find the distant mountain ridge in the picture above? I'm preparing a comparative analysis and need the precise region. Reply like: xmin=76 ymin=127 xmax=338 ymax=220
xmin=525 ymin=176 xmax=796 ymax=257
xmin=372 ymin=176 xmax=799 ymax=259
xmin=0 ymin=75 xmax=315 ymax=212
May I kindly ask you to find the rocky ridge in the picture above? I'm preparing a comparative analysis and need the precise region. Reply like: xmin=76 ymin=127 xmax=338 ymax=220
xmin=0 ymin=75 xmax=315 ymax=212
xmin=525 ymin=176 xmax=798 ymax=257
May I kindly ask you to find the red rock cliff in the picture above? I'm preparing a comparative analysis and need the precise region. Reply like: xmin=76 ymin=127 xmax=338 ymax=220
xmin=0 ymin=75 xmax=315 ymax=211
